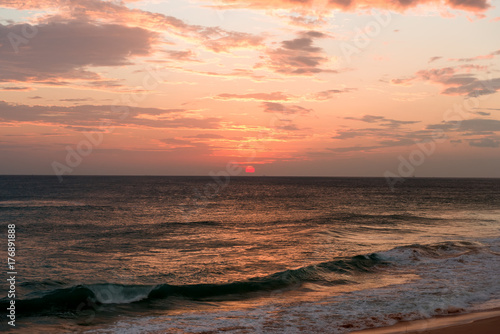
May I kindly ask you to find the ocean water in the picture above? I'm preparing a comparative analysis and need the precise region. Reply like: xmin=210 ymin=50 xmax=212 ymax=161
xmin=1 ymin=176 xmax=500 ymax=333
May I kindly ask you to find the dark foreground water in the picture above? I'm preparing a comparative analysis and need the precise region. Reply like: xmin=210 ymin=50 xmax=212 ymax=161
xmin=1 ymin=176 xmax=500 ymax=333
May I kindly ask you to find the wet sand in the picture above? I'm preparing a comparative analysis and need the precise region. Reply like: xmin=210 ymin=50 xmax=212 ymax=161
xmin=413 ymin=315 xmax=500 ymax=334
xmin=354 ymin=309 xmax=500 ymax=334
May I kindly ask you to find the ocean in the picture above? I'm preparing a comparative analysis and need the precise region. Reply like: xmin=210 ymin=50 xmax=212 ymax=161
xmin=1 ymin=176 xmax=500 ymax=333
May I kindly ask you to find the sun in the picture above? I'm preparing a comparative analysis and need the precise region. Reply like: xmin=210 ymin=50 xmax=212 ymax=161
xmin=245 ymin=166 xmax=255 ymax=173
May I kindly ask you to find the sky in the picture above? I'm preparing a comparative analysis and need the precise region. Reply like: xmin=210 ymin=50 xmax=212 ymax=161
xmin=0 ymin=0 xmax=499 ymax=178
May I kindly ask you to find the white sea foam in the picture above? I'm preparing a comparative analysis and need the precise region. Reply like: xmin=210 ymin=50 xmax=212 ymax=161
xmin=88 ymin=284 xmax=155 ymax=304
xmin=84 ymin=238 xmax=500 ymax=333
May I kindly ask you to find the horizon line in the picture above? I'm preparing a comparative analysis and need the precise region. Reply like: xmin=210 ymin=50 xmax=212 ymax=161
xmin=1 ymin=174 xmax=500 ymax=179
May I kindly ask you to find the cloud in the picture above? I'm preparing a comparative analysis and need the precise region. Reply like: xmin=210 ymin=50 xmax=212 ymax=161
xmin=213 ymin=0 xmax=492 ymax=12
xmin=426 ymin=123 xmax=458 ymax=131
xmin=428 ymin=56 xmax=442 ymax=63
xmin=281 ymin=31 xmax=326 ymax=51
xmin=449 ymin=49 xmax=500 ymax=62
xmin=164 ymin=50 xmax=200 ymax=62
xmin=213 ymin=88 xmax=355 ymax=102
xmin=308 ymin=88 xmax=355 ymax=100
xmin=178 ymin=68 xmax=266 ymax=81
xmin=392 ymin=64 xmax=500 ymax=97
xmin=258 ymin=31 xmax=334 ymax=76
xmin=275 ymin=13 xmax=329 ymax=28
xmin=276 ymin=124 xmax=301 ymax=131
xmin=332 ymin=128 xmax=379 ymax=139
xmin=59 ymin=98 xmax=93 ymax=102
xmin=214 ymin=92 xmax=292 ymax=101
xmin=328 ymin=115 xmax=432 ymax=153
xmin=160 ymin=138 xmax=208 ymax=148
xmin=261 ymin=102 xmax=313 ymax=114
xmin=441 ymin=78 xmax=500 ymax=96
xmin=390 ymin=77 xmax=415 ymax=86
xmin=473 ymin=111 xmax=491 ymax=116
xmin=328 ymin=133 xmax=438 ymax=153
xmin=344 ymin=114 xmax=419 ymax=127
xmin=0 ymin=0 xmax=264 ymax=54
xmin=188 ymin=133 xmax=225 ymax=139
xmin=328 ymin=138 xmax=417 ymax=153
xmin=345 ymin=115 xmax=385 ymax=123
xmin=327 ymin=145 xmax=379 ymax=153
xmin=331 ymin=127 xmax=434 ymax=141
xmin=469 ymin=137 xmax=500 ymax=148
xmin=0 ymin=21 xmax=158 ymax=83
xmin=201 ymin=30 xmax=264 ymax=53
xmin=0 ymin=101 xmax=221 ymax=129
xmin=446 ymin=0 xmax=491 ymax=11
xmin=459 ymin=119 xmax=500 ymax=132
xmin=0 ymin=86 xmax=33 ymax=91
xmin=152 ymin=137 xmax=217 ymax=155
xmin=426 ymin=118 xmax=500 ymax=142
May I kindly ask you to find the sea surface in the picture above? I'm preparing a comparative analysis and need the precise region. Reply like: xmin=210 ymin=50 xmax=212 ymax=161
xmin=1 ymin=176 xmax=500 ymax=333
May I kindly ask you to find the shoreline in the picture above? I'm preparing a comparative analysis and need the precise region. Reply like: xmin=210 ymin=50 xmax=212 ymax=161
xmin=354 ymin=308 xmax=500 ymax=334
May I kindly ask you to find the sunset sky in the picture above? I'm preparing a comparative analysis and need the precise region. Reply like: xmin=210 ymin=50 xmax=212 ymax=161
xmin=1 ymin=0 xmax=499 ymax=177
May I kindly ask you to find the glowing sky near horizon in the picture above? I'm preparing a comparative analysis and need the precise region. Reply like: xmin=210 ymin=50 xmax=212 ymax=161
xmin=0 ymin=0 xmax=499 ymax=177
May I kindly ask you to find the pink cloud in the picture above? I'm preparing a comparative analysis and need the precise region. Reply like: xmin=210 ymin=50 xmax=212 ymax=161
xmin=213 ymin=0 xmax=491 ymax=12
xmin=448 ymin=49 xmax=500 ymax=62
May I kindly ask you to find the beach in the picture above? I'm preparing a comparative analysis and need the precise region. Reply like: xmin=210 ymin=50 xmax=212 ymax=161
xmin=417 ymin=316 xmax=500 ymax=334
xmin=356 ymin=309 xmax=500 ymax=334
